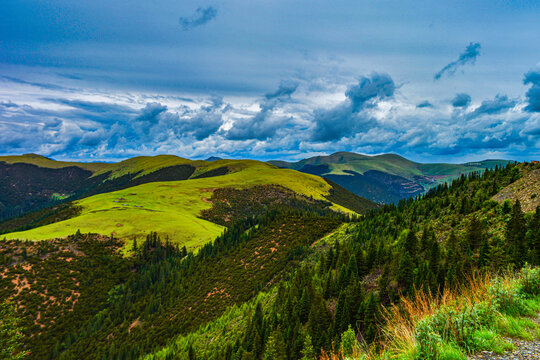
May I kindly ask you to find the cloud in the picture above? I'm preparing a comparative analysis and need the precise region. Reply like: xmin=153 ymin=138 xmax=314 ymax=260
xmin=0 ymin=68 xmax=538 ymax=162
xmin=226 ymin=81 xmax=299 ymax=140
xmin=434 ymin=42 xmax=481 ymax=80
xmin=311 ymin=73 xmax=395 ymax=141
xmin=523 ymin=68 xmax=540 ymax=112
xmin=265 ymin=81 xmax=299 ymax=100
xmin=467 ymin=94 xmax=516 ymax=119
xmin=1 ymin=76 xmax=73 ymax=91
xmin=179 ymin=6 xmax=218 ymax=31
xmin=416 ymin=101 xmax=433 ymax=108
xmin=180 ymin=97 xmax=225 ymax=140
xmin=345 ymin=73 xmax=395 ymax=112
xmin=452 ymin=93 xmax=471 ymax=108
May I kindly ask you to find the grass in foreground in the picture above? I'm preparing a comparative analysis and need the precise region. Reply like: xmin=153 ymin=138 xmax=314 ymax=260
xmin=321 ymin=265 xmax=540 ymax=360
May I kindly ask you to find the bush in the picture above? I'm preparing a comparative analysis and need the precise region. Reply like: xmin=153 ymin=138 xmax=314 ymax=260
xmin=518 ymin=265 xmax=540 ymax=297
xmin=414 ymin=302 xmax=496 ymax=358
xmin=488 ymin=278 xmax=531 ymax=316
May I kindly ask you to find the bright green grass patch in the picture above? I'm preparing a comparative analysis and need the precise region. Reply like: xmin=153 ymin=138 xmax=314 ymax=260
xmin=496 ymin=315 xmax=535 ymax=340
xmin=471 ymin=330 xmax=515 ymax=354
xmin=437 ymin=341 xmax=467 ymax=360
xmin=3 ymin=163 xmax=342 ymax=249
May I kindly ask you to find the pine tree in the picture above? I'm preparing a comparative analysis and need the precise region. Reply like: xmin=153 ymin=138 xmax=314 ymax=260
xmin=300 ymin=335 xmax=315 ymax=360
xmin=526 ymin=205 xmax=540 ymax=265
xmin=478 ymin=238 xmax=489 ymax=269
xmin=340 ymin=325 xmax=358 ymax=358
xmin=398 ymin=252 xmax=414 ymax=293
xmin=263 ymin=329 xmax=286 ymax=360
xmin=506 ymin=199 xmax=527 ymax=266
xmin=465 ymin=214 xmax=484 ymax=253
xmin=404 ymin=228 xmax=417 ymax=256
xmin=308 ymin=294 xmax=332 ymax=354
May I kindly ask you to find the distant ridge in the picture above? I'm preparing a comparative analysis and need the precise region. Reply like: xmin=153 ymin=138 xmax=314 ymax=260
xmin=269 ymin=152 xmax=512 ymax=203
xmin=205 ymin=156 xmax=222 ymax=161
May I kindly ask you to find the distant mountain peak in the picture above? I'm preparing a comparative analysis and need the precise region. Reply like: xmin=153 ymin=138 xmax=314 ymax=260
xmin=205 ymin=156 xmax=222 ymax=161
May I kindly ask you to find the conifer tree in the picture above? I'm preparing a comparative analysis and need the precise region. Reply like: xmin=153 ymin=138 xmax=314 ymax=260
xmin=300 ymin=335 xmax=315 ymax=360
xmin=465 ymin=214 xmax=484 ymax=253
xmin=506 ymin=199 xmax=527 ymax=266
xmin=308 ymin=294 xmax=332 ymax=354
xmin=404 ymin=228 xmax=417 ymax=256
xmin=263 ymin=330 xmax=286 ymax=360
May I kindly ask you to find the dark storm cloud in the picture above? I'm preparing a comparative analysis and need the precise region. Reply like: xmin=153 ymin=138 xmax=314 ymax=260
xmin=416 ymin=101 xmax=433 ymax=108
xmin=467 ymin=94 xmax=516 ymax=119
xmin=311 ymin=73 xmax=395 ymax=142
xmin=179 ymin=6 xmax=218 ymax=31
xmin=226 ymin=82 xmax=299 ymax=140
xmin=523 ymin=68 xmax=540 ymax=112
xmin=434 ymin=42 xmax=481 ymax=80
xmin=452 ymin=93 xmax=471 ymax=108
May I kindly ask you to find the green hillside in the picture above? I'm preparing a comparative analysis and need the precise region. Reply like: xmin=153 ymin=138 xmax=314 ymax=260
xmin=270 ymin=152 xmax=512 ymax=203
xmin=0 ymin=153 xmax=110 ymax=172
xmin=2 ymin=161 xmax=537 ymax=360
xmin=2 ymin=161 xmax=374 ymax=248
xmin=0 ymin=154 xmax=346 ymax=222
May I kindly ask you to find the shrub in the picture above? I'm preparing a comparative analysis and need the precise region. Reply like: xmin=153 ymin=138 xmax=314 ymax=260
xmin=518 ymin=265 xmax=540 ymax=297
xmin=414 ymin=301 xmax=496 ymax=357
xmin=488 ymin=278 xmax=529 ymax=316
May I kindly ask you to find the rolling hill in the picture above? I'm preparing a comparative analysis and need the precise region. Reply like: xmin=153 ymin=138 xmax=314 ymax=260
xmin=0 ymin=155 xmax=377 ymax=248
xmin=269 ymin=152 xmax=512 ymax=203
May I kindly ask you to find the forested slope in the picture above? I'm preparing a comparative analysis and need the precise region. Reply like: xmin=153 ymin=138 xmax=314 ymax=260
xmin=1 ymin=162 xmax=538 ymax=360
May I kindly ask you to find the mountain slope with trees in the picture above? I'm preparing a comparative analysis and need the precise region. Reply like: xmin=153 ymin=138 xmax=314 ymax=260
xmin=1 ymin=160 xmax=538 ymax=360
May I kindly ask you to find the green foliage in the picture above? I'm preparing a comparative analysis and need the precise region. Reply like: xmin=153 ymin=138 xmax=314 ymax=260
xmin=0 ymin=302 xmax=25 ymax=360
xmin=300 ymin=335 xmax=315 ymax=360
xmin=340 ymin=325 xmax=359 ymax=357
xmin=469 ymin=330 xmax=514 ymax=355
xmin=518 ymin=264 xmax=540 ymax=297
xmin=488 ymin=278 xmax=532 ymax=317
xmin=415 ymin=301 xmax=496 ymax=356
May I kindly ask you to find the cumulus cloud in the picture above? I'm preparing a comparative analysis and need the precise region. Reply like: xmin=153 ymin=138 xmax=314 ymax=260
xmin=225 ymin=81 xmax=299 ymax=140
xmin=180 ymin=97 xmax=225 ymax=140
xmin=524 ymin=68 xmax=540 ymax=112
xmin=179 ymin=6 xmax=218 ymax=31
xmin=467 ymin=94 xmax=516 ymax=119
xmin=434 ymin=42 xmax=481 ymax=80
xmin=0 ymin=68 xmax=538 ymax=162
xmin=452 ymin=93 xmax=471 ymax=108
xmin=311 ymin=73 xmax=395 ymax=141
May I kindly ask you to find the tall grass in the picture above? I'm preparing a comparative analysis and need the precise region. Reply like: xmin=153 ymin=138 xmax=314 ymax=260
xmin=322 ymin=266 xmax=540 ymax=360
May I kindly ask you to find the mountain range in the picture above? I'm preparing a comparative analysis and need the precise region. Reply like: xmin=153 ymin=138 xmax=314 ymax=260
xmin=270 ymin=152 xmax=511 ymax=203
xmin=0 ymin=151 xmax=539 ymax=360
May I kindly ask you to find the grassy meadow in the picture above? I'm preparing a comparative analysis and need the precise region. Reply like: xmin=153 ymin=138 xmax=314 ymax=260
xmin=2 ymin=161 xmax=344 ymax=249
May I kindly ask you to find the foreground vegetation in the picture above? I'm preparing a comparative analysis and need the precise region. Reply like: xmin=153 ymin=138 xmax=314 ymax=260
xmin=322 ymin=266 xmax=540 ymax=360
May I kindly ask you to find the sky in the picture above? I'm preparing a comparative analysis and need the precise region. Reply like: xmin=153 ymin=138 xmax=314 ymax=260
xmin=0 ymin=0 xmax=539 ymax=163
